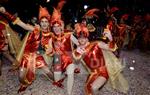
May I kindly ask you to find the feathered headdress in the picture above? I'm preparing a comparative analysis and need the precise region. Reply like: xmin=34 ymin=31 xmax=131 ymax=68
xmin=74 ymin=23 xmax=89 ymax=38
xmin=82 ymin=8 xmax=100 ymax=19
xmin=39 ymin=6 xmax=51 ymax=21
xmin=110 ymin=7 xmax=119 ymax=14
xmin=121 ymin=14 xmax=129 ymax=20
xmin=51 ymin=0 xmax=66 ymax=26
xmin=105 ymin=6 xmax=119 ymax=17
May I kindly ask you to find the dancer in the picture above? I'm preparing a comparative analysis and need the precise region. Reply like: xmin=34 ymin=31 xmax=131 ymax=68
xmin=0 ymin=6 xmax=55 ymax=92
xmin=73 ymin=22 xmax=128 ymax=95
xmin=46 ymin=1 xmax=79 ymax=94
xmin=0 ymin=12 xmax=20 ymax=75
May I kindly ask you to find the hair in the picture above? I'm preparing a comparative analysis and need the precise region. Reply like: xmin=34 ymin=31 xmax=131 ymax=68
xmin=51 ymin=20 xmax=62 ymax=27
xmin=39 ymin=16 xmax=50 ymax=23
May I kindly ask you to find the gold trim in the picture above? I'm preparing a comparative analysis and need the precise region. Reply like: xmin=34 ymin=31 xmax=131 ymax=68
xmin=12 ymin=17 xmax=20 ymax=25
xmin=0 ymin=21 xmax=8 ymax=26
xmin=42 ymin=32 xmax=51 ymax=37
xmin=72 ymin=50 xmax=82 ymax=60
xmin=81 ymin=59 xmax=91 ymax=74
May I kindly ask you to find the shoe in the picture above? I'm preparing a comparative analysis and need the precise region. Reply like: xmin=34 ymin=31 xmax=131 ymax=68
xmin=52 ymin=75 xmax=67 ymax=88
xmin=74 ymin=68 xmax=80 ymax=74
xmin=18 ymin=85 xmax=27 ymax=93
xmin=53 ymin=81 xmax=64 ymax=88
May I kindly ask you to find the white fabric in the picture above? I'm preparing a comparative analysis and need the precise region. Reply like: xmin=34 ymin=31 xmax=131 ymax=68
xmin=54 ymin=71 xmax=62 ymax=81
xmin=66 ymin=64 xmax=75 ymax=95
xmin=103 ymin=28 xmax=113 ymax=41
xmin=70 ymin=34 xmax=79 ymax=46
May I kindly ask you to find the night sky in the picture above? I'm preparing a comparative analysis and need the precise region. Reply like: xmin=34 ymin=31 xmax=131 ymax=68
xmin=0 ymin=0 xmax=149 ymax=23
xmin=0 ymin=0 xmax=149 ymax=39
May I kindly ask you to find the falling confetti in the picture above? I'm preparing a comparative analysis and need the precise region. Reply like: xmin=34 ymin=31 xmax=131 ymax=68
xmin=132 ymin=60 xmax=135 ymax=63
xmin=129 ymin=66 xmax=135 ymax=70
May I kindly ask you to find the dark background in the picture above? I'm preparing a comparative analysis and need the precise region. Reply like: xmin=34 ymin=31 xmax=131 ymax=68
xmin=0 ymin=0 xmax=150 ymax=39
xmin=0 ymin=0 xmax=150 ymax=23
xmin=0 ymin=0 xmax=150 ymax=49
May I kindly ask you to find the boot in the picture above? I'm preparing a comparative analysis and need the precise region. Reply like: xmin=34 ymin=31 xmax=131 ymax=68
xmin=53 ymin=74 xmax=67 ymax=88
xmin=18 ymin=84 xmax=28 ymax=93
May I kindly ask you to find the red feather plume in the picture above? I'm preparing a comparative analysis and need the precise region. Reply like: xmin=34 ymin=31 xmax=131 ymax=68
xmin=83 ymin=8 xmax=100 ymax=19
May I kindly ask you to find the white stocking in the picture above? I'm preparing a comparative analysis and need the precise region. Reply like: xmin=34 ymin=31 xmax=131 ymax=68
xmin=54 ymin=71 xmax=62 ymax=82
xmin=66 ymin=64 xmax=75 ymax=95
xmin=91 ymin=76 xmax=107 ymax=94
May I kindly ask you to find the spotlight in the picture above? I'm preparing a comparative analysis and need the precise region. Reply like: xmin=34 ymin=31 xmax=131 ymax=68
xmin=74 ymin=19 xmax=77 ymax=23
xmin=84 ymin=5 xmax=88 ymax=10
xmin=46 ymin=0 xmax=50 ymax=3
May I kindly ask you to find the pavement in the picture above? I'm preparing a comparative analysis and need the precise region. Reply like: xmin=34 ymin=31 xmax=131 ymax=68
xmin=0 ymin=49 xmax=150 ymax=95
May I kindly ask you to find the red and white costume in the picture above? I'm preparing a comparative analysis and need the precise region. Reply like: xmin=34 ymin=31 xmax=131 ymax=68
xmin=20 ymin=27 xmax=51 ymax=85
xmin=49 ymin=32 xmax=74 ymax=72
xmin=0 ymin=6 xmax=54 ymax=92
xmin=0 ymin=19 xmax=7 ymax=51
xmin=73 ymin=23 xmax=128 ymax=95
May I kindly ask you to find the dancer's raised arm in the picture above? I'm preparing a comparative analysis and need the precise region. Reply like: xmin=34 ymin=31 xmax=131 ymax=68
xmin=0 ymin=6 xmax=34 ymax=32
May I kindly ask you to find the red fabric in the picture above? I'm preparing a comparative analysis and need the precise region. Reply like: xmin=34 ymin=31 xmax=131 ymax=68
xmin=83 ymin=43 xmax=105 ymax=70
xmin=85 ymin=67 xmax=108 ymax=95
xmin=121 ymin=14 xmax=129 ymax=20
xmin=24 ymin=28 xmax=52 ymax=52
xmin=36 ymin=55 xmax=47 ymax=68
xmin=61 ymin=54 xmax=72 ymax=71
xmin=20 ymin=28 xmax=51 ymax=86
xmin=20 ymin=53 xmax=47 ymax=69
xmin=108 ymin=24 xmax=113 ymax=31
xmin=73 ymin=42 xmax=109 ymax=95
xmin=3 ymin=12 xmax=17 ymax=22
xmin=76 ymin=23 xmax=89 ymax=38
xmin=0 ymin=22 xmax=7 ymax=51
xmin=20 ymin=53 xmax=47 ymax=85
xmin=110 ymin=7 xmax=119 ymax=13
xmin=52 ymin=33 xmax=73 ymax=71
xmin=24 ymin=28 xmax=40 ymax=53
xmin=74 ymin=43 xmax=108 ymax=78
xmin=39 ymin=6 xmax=51 ymax=21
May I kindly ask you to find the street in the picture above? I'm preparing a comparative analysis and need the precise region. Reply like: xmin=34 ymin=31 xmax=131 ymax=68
xmin=0 ymin=49 xmax=150 ymax=95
